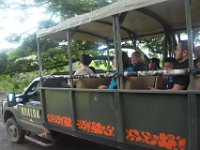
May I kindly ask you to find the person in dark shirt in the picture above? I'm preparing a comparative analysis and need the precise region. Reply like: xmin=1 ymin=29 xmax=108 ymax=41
xmin=150 ymin=41 xmax=189 ymax=91
xmin=148 ymin=58 xmax=160 ymax=70
xmin=131 ymin=51 xmax=148 ymax=71
xmin=172 ymin=40 xmax=190 ymax=90
xmin=163 ymin=57 xmax=177 ymax=89
xmin=150 ymin=57 xmax=177 ymax=90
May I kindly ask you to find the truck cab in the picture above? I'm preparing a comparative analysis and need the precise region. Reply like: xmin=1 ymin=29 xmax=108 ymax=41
xmin=0 ymin=76 xmax=68 ymax=144
xmin=0 ymin=77 xmax=44 ymax=143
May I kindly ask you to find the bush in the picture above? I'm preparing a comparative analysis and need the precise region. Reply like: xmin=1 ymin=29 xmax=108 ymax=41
xmin=0 ymin=72 xmax=39 ymax=93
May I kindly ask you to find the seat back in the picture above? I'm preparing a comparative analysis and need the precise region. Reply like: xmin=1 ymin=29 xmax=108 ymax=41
xmin=188 ymin=75 xmax=200 ymax=90
xmin=43 ymin=78 xmax=69 ymax=88
xmin=125 ymin=76 xmax=156 ymax=89
xmin=187 ymin=75 xmax=200 ymax=90
xmin=76 ymin=78 xmax=111 ymax=89
xmin=154 ymin=76 xmax=168 ymax=90
xmin=194 ymin=75 xmax=200 ymax=90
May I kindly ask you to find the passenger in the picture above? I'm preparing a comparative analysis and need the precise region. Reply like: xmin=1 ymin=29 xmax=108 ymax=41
xmin=163 ymin=57 xmax=177 ymax=89
xmin=131 ymin=50 xmax=148 ymax=71
xmin=194 ymin=46 xmax=200 ymax=69
xmin=170 ymin=40 xmax=189 ymax=90
xmin=150 ymin=40 xmax=190 ymax=91
xmin=148 ymin=58 xmax=160 ymax=70
xmin=68 ymin=54 xmax=94 ymax=87
xmin=99 ymin=52 xmax=133 ymax=89
xmin=149 ymin=57 xmax=177 ymax=90
xmin=163 ymin=57 xmax=177 ymax=70
xmin=74 ymin=54 xmax=94 ymax=76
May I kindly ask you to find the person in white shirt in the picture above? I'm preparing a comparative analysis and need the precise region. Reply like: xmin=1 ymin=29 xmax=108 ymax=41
xmin=74 ymin=54 xmax=94 ymax=76
xmin=68 ymin=54 xmax=94 ymax=87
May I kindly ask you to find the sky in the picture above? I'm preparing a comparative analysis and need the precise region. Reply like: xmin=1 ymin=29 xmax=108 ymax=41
xmin=0 ymin=1 xmax=49 ymax=50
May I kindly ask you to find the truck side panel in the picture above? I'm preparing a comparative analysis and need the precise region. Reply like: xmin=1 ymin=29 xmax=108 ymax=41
xmin=41 ymin=88 xmax=199 ymax=150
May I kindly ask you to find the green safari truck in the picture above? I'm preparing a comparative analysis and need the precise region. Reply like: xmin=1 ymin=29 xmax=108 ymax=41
xmin=3 ymin=0 xmax=200 ymax=149
xmin=36 ymin=0 xmax=200 ymax=149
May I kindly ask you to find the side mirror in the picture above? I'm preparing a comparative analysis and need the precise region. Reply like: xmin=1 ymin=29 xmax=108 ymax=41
xmin=7 ymin=93 xmax=16 ymax=106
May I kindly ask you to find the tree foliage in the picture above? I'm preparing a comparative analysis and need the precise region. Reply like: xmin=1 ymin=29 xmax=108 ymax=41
xmin=0 ymin=0 xmax=169 ymax=92
xmin=139 ymin=36 xmax=166 ymax=58
xmin=34 ymin=0 xmax=117 ymax=19
xmin=0 ymin=0 xmax=118 ymax=76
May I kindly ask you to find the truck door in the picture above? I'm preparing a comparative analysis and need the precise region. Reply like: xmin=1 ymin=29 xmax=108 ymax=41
xmin=17 ymin=80 xmax=45 ymax=134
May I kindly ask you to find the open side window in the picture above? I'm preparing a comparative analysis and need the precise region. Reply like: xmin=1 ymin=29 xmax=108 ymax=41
xmin=25 ymin=81 xmax=40 ymax=102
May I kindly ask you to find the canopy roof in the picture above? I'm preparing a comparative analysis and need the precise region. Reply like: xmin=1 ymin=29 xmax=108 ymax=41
xmin=38 ymin=0 xmax=200 ymax=43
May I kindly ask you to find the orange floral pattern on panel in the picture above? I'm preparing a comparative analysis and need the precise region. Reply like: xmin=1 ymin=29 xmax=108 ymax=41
xmin=126 ymin=129 xmax=186 ymax=150
xmin=76 ymin=119 xmax=115 ymax=137
xmin=47 ymin=114 xmax=72 ymax=128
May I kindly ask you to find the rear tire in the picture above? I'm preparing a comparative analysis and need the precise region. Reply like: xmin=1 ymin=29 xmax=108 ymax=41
xmin=6 ymin=118 xmax=24 ymax=143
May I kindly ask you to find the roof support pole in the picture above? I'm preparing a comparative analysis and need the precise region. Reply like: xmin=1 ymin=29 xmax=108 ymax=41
xmin=185 ymin=0 xmax=194 ymax=74
xmin=177 ymin=33 xmax=181 ymax=42
xmin=113 ymin=14 xmax=124 ymax=144
xmin=170 ymin=32 xmax=177 ymax=57
xmin=66 ymin=30 xmax=74 ymax=87
xmin=113 ymin=14 xmax=123 ymax=89
xmin=66 ymin=30 xmax=77 ymax=131
xmin=36 ymin=36 xmax=48 ymax=126
xmin=164 ymin=36 xmax=168 ymax=58
xmin=128 ymin=32 xmax=136 ymax=50
xmin=36 ymin=36 xmax=43 ymax=84
xmin=184 ymin=0 xmax=195 ymax=88
xmin=66 ymin=30 xmax=73 ymax=77
xmin=105 ymin=41 xmax=111 ymax=72
xmin=184 ymin=1 xmax=198 ymax=150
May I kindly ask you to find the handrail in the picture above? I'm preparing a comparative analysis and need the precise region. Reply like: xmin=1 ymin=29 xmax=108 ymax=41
xmin=41 ymin=69 xmax=193 ymax=80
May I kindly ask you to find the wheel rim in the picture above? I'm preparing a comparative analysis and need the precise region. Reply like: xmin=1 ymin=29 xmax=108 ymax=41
xmin=8 ymin=124 xmax=17 ymax=138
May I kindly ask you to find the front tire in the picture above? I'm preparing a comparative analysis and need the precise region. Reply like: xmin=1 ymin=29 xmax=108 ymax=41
xmin=6 ymin=118 xmax=24 ymax=143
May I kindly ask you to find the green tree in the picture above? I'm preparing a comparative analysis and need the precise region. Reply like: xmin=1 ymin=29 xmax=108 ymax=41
xmin=0 ymin=0 xmax=118 ymax=75
xmin=138 ymin=36 xmax=166 ymax=59
xmin=34 ymin=0 xmax=117 ymax=19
